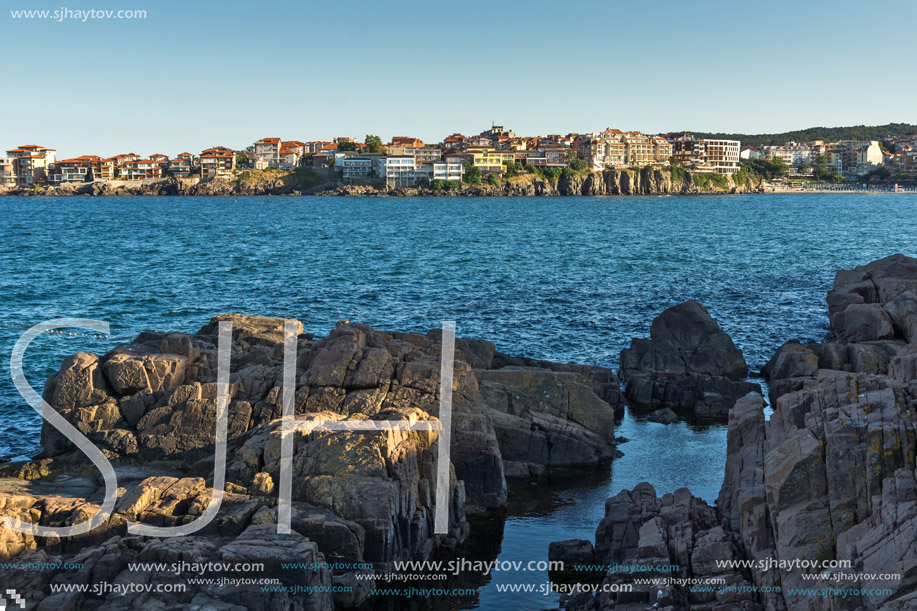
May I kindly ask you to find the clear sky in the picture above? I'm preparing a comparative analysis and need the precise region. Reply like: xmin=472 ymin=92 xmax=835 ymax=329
xmin=3 ymin=0 xmax=915 ymax=158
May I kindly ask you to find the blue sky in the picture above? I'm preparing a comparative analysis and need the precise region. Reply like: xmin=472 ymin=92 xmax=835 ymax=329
xmin=3 ymin=0 xmax=915 ymax=158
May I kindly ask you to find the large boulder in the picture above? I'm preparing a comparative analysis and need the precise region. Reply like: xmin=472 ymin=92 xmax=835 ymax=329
xmin=829 ymin=253 xmax=917 ymax=344
xmin=476 ymin=367 xmax=617 ymax=477
xmin=766 ymin=255 xmax=917 ymax=397
xmin=619 ymin=301 xmax=759 ymax=415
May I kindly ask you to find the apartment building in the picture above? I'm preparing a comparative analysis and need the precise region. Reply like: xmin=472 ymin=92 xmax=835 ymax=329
xmin=668 ymin=133 xmax=706 ymax=166
xmin=373 ymin=156 xmax=417 ymax=187
xmin=653 ymin=137 xmax=673 ymax=162
xmin=200 ymin=146 xmax=235 ymax=177
xmin=341 ymin=157 xmax=377 ymax=184
xmin=525 ymin=147 xmax=568 ymax=168
xmin=5 ymin=145 xmax=57 ymax=185
xmin=667 ymin=134 xmax=740 ymax=173
xmin=468 ymin=148 xmax=514 ymax=173
xmin=700 ymin=139 xmax=741 ymax=174
xmin=0 ymin=157 xmax=16 ymax=187
xmin=855 ymin=141 xmax=883 ymax=174
xmin=120 ymin=159 xmax=164 ymax=181
xmin=48 ymin=156 xmax=103 ymax=183
xmin=414 ymin=147 xmax=442 ymax=165
xmin=426 ymin=161 xmax=463 ymax=182
xmin=826 ymin=140 xmax=883 ymax=175
xmin=762 ymin=143 xmax=813 ymax=168
xmin=579 ymin=136 xmax=626 ymax=169
xmin=622 ymin=132 xmax=656 ymax=165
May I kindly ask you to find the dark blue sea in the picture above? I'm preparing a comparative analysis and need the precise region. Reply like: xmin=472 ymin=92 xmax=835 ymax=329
xmin=2 ymin=193 xmax=916 ymax=609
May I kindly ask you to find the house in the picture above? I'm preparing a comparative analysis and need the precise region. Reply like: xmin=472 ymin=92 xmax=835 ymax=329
xmin=253 ymin=137 xmax=281 ymax=168
xmin=283 ymin=141 xmax=307 ymax=156
xmin=443 ymin=133 xmax=466 ymax=150
xmin=384 ymin=144 xmax=418 ymax=157
xmin=740 ymin=146 xmax=762 ymax=160
xmin=200 ymin=146 xmax=235 ymax=177
xmin=467 ymin=136 xmax=492 ymax=148
xmin=5 ymin=145 xmax=57 ymax=185
xmin=279 ymin=146 xmax=301 ymax=168
xmin=303 ymin=141 xmax=332 ymax=154
xmin=480 ymin=124 xmax=516 ymax=143
xmin=390 ymin=137 xmax=424 ymax=148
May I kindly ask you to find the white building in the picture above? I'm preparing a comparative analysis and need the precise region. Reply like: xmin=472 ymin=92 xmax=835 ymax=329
xmin=855 ymin=141 xmax=883 ymax=174
xmin=699 ymin=139 xmax=741 ymax=174
xmin=422 ymin=161 xmax=464 ymax=183
xmin=762 ymin=143 xmax=812 ymax=168
xmin=374 ymin=156 xmax=417 ymax=187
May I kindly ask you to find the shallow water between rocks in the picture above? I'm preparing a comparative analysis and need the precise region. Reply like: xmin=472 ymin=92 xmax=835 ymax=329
xmin=2 ymin=193 xmax=916 ymax=609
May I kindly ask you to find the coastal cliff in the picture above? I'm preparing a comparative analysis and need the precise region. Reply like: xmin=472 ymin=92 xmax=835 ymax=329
xmin=0 ymin=168 xmax=764 ymax=197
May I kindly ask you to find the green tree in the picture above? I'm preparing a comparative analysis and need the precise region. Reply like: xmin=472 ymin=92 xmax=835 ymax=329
xmin=365 ymin=134 xmax=384 ymax=154
xmin=236 ymin=152 xmax=249 ymax=166
xmin=797 ymin=162 xmax=810 ymax=175
xmin=486 ymin=173 xmax=499 ymax=186
xmin=463 ymin=162 xmax=482 ymax=185
xmin=812 ymin=155 xmax=831 ymax=180
xmin=566 ymin=150 xmax=588 ymax=172
xmin=338 ymin=141 xmax=357 ymax=152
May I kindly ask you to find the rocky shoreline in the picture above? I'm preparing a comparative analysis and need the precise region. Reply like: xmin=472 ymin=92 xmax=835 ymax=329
xmin=550 ymin=254 xmax=917 ymax=611
xmin=2 ymin=255 xmax=915 ymax=610
xmin=0 ymin=168 xmax=766 ymax=198
xmin=0 ymin=315 xmax=624 ymax=609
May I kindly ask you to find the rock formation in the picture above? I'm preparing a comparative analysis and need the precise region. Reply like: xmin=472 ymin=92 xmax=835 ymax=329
xmin=620 ymin=300 xmax=760 ymax=416
xmin=0 ymin=168 xmax=764 ymax=198
xmin=0 ymin=314 xmax=623 ymax=609
xmin=554 ymin=255 xmax=917 ymax=610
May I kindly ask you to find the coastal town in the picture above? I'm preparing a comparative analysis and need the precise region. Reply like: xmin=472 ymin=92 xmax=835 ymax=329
xmin=1 ymin=124 xmax=915 ymax=191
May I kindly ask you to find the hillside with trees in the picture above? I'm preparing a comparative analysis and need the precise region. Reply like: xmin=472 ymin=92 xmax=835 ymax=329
xmin=686 ymin=123 xmax=917 ymax=148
